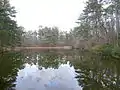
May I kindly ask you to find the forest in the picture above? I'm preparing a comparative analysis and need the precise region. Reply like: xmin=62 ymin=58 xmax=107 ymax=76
xmin=1 ymin=0 xmax=120 ymax=57
xmin=1 ymin=0 xmax=120 ymax=89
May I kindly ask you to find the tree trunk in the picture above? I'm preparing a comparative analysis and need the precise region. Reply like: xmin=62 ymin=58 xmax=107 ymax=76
xmin=115 ymin=0 xmax=120 ymax=46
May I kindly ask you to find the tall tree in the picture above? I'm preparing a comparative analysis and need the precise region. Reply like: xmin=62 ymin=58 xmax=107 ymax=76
xmin=74 ymin=0 xmax=104 ymax=41
xmin=73 ymin=0 xmax=120 ymax=48
xmin=0 ymin=0 xmax=23 ymax=48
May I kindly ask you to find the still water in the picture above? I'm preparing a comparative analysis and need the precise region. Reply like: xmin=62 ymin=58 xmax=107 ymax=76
xmin=0 ymin=50 xmax=120 ymax=90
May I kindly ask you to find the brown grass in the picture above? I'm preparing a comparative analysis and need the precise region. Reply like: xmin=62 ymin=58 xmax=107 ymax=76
xmin=13 ymin=46 xmax=72 ymax=51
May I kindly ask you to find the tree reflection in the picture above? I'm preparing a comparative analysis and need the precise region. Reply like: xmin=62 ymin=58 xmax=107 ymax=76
xmin=37 ymin=51 xmax=67 ymax=69
xmin=72 ymin=52 xmax=120 ymax=90
xmin=2 ymin=50 xmax=120 ymax=90
xmin=0 ymin=52 xmax=24 ymax=90
xmin=3 ymin=50 xmax=120 ymax=90
xmin=23 ymin=51 xmax=68 ymax=69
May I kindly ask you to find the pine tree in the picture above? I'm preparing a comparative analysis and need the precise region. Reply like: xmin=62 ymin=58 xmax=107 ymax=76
xmin=0 ymin=0 xmax=22 ymax=48
xmin=73 ymin=0 xmax=120 ymax=46
xmin=75 ymin=0 xmax=104 ymax=41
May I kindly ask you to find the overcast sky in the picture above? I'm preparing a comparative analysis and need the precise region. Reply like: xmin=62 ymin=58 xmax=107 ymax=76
xmin=10 ymin=0 xmax=86 ymax=31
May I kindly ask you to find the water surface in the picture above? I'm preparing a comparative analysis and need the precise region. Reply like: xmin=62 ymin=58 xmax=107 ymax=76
xmin=0 ymin=50 xmax=120 ymax=90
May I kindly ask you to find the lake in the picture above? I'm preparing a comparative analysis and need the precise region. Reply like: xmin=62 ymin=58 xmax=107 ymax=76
xmin=0 ymin=50 xmax=120 ymax=90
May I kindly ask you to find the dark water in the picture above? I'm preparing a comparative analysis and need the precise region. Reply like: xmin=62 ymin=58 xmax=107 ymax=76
xmin=0 ymin=50 xmax=120 ymax=90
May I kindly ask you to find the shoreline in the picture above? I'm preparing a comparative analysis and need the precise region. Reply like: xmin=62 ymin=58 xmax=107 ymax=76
xmin=9 ymin=46 xmax=73 ymax=51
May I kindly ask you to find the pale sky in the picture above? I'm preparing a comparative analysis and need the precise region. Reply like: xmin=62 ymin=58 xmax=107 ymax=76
xmin=10 ymin=0 xmax=86 ymax=31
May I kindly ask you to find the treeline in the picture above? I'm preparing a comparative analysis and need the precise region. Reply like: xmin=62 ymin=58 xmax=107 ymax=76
xmin=1 ymin=0 xmax=120 ymax=50
xmin=21 ymin=26 xmax=73 ymax=46
xmin=0 ymin=0 xmax=74 ymax=49
xmin=22 ymin=0 xmax=120 ymax=49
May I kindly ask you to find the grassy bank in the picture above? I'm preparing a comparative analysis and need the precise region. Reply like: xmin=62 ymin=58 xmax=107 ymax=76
xmin=91 ymin=44 xmax=120 ymax=60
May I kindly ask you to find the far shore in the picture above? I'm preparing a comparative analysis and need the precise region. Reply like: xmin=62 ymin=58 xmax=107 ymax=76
xmin=7 ymin=46 xmax=73 ymax=51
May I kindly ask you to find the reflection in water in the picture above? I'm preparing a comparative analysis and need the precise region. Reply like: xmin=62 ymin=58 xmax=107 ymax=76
xmin=73 ymin=52 xmax=120 ymax=90
xmin=0 ymin=50 xmax=120 ymax=90
xmin=15 ymin=51 xmax=81 ymax=90
xmin=23 ymin=51 xmax=68 ymax=69
xmin=15 ymin=63 xmax=81 ymax=90
xmin=0 ymin=52 xmax=24 ymax=90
